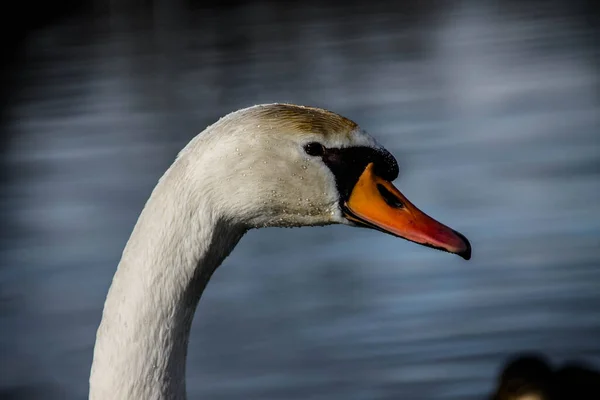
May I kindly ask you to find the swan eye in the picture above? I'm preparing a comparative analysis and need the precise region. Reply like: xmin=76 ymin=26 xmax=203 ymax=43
xmin=304 ymin=142 xmax=325 ymax=157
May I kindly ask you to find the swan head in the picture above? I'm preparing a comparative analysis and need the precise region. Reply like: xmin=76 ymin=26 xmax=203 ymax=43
xmin=182 ymin=103 xmax=471 ymax=260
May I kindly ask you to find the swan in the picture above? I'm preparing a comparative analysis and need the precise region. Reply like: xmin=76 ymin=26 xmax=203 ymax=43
xmin=89 ymin=103 xmax=471 ymax=400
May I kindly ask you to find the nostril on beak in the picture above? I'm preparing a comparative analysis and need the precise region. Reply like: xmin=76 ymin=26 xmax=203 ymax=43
xmin=376 ymin=184 xmax=404 ymax=208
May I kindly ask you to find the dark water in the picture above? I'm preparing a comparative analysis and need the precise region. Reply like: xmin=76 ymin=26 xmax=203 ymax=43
xmin=1 ymin=1 xmax=599 ymax=399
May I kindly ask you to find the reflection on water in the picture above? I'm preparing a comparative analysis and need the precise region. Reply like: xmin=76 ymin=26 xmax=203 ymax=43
xmin=1 ymin=1 xmax=599 ymax=399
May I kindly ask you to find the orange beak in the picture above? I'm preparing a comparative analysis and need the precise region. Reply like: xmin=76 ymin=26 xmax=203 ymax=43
xmin=343 ymin=163 xmax=471 ymax=260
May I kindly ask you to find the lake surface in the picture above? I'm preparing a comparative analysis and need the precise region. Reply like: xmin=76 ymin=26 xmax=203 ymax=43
xmin=1 ymin=1 xmax=599 ymax=399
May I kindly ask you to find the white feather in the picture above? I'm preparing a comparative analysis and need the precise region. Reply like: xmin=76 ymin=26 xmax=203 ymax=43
xmin=89 ymin=104 xmax=380 ymax=400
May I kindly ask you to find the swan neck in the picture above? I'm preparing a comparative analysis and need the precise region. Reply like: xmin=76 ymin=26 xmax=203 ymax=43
xmin=89 ymin=166 xmax=244 ymax=400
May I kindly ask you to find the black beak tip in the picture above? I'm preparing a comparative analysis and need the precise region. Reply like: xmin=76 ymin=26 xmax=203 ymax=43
xmin=454 ymin=230 xmax=472 ymax=261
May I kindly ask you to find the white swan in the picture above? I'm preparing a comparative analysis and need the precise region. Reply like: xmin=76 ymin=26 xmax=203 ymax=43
xmin=89 ymin=103 xmax=471 ymax=400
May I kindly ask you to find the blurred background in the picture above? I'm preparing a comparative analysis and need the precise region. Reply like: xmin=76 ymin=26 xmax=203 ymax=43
xmin=1 ymin=0 xmax=599 ymax=399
